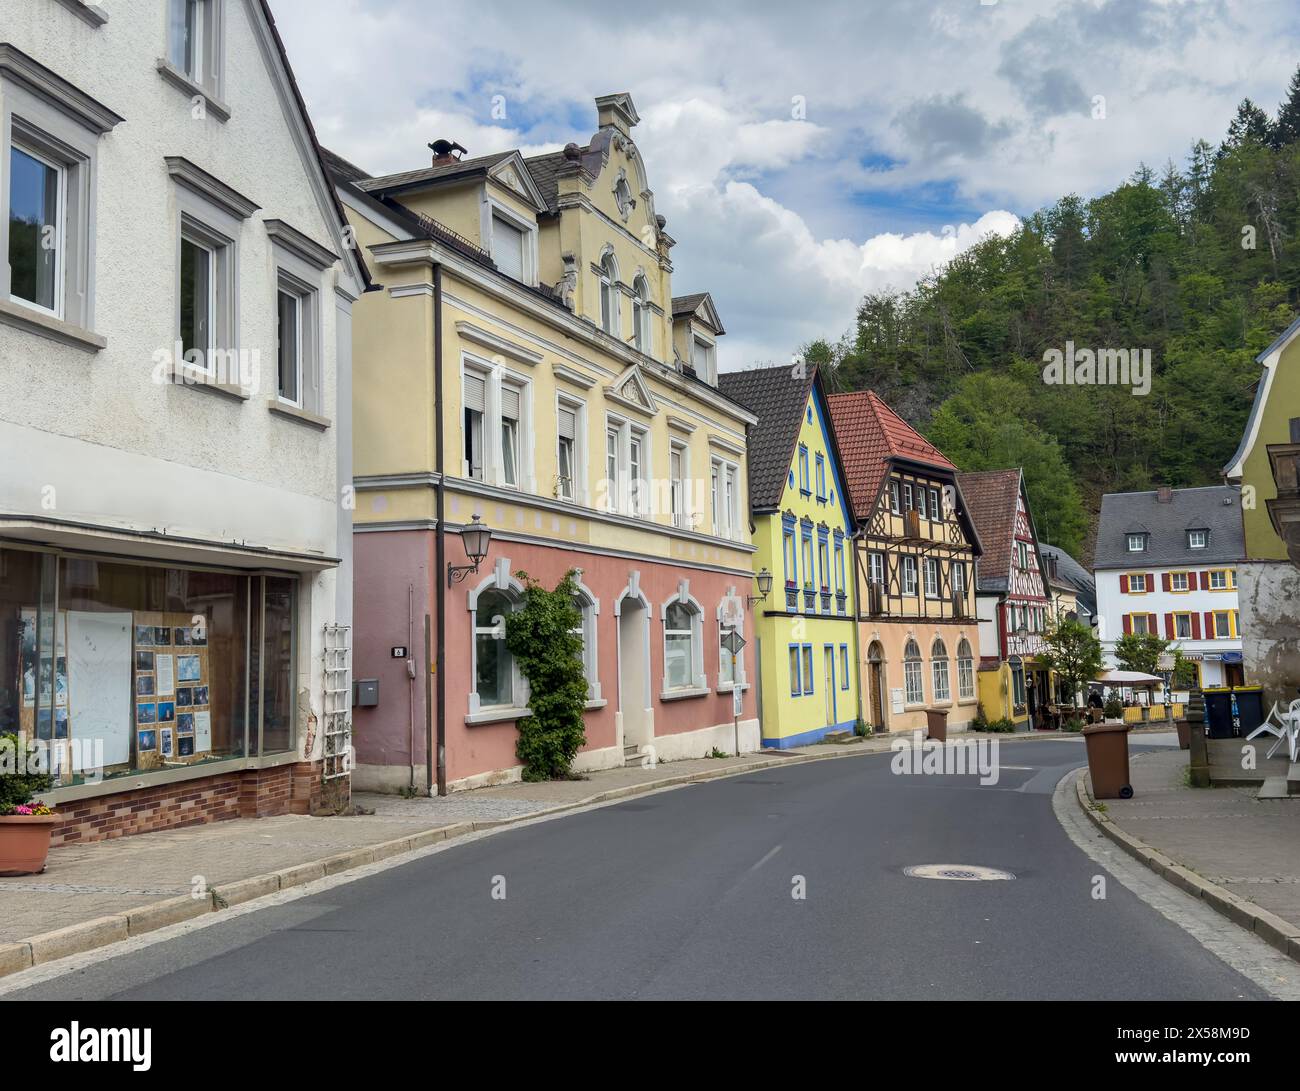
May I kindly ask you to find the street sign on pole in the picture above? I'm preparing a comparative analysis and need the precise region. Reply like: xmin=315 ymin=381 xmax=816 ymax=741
xmin=721 ymin=629 xmax=747 ymax=656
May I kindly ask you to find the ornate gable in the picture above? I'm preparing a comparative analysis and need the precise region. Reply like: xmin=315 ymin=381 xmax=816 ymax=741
xmin=604 ymin=364 xmax=658 ymax=417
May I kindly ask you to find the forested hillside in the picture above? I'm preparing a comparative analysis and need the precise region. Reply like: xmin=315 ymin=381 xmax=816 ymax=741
xmin=808 ymin=67 xmax=1300 ymax=560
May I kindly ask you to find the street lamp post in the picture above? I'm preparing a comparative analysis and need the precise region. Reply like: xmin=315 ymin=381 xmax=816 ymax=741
xmin=447 ymin=514 xmax=492 ymax=586
xmin=747 ymin=567 xmax=773 ymax=607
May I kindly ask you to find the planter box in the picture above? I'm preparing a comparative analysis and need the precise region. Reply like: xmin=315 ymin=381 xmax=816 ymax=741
xmin=0 ymin=814 xmax=60 ymax=875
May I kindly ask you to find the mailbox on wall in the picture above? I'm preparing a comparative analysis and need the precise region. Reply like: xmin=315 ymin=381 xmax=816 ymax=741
xmin=353 ymin=678 xmax=379 ymax=708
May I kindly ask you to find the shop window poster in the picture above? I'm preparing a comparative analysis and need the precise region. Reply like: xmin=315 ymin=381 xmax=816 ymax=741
xmin=153 ymin=627 xmax=171 ymax=645
xmin=160 ymin=728 xmax=172 ymax=757
xmin=134 ymin=625 xmax=154 ymax=646
xmin=136 ymin=702 xmax=156 ymax=724
xmin=138 ymin=729 xmax=156 ymax=752
xmin=177 ymin=655 xmax=201 ymax=683
xmin=137 ymin=675 xmax=155 ymax=697
xmin=192 ymin=685 xmax=209 ymax=706
xmin=136 ymin=651 xmax=154 ymax=672
xmin=176 ymin=687 xmax=193 ymax=707
xmin=177 ymin=712 xmax=194 ymax=734
xmin=158 ymin=702 xmax=175 ymax=723
xmin=178 ymin=736 xmax=194 ymax=757
xmin=155 ymin=654 xmax=175 ymax=696
xmin=173 ymin=625 xmax=206 ymax=647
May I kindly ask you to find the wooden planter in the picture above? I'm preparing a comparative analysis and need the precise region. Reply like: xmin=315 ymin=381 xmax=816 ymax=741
xmin=0 ymin=814 xmax=60 ymax=875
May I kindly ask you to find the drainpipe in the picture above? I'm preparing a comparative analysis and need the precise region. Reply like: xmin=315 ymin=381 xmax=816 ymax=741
xmin=432 ymin=262 xmax=447 ymax=795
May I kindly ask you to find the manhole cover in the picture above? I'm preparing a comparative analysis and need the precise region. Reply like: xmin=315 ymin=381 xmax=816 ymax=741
xmin=904 ymin=864 xmax=1016 ymax=881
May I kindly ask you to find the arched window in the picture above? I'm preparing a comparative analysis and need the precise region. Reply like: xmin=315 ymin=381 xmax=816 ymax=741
xmin=717 ymin=594 xmax=745 ymax=688
xmin=570 ymin=581 xmax=601 ymax=702
xmin=599 ymin=253 xmax=619 ymax=335
xmin=931 ymin=638 xmax=950 ymax=702
xmin=663 ymin=600 xmax=700 ymax=691
xmin=474 ymin=588 xmax=516 ymax=708
xmin=957 ymin=638 xmax=975 ymax=700
xmin=632 ymin=275 xmax=651 ymax=352
xmin=903 ymin=638 xmax=924 ymax=706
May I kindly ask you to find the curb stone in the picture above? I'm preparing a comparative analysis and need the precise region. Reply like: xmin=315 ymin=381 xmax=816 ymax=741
xmin=0 ymin=730 xmax=1094 ymax=980
xmin=1074 ymin=771 xmax=1300 ymax=965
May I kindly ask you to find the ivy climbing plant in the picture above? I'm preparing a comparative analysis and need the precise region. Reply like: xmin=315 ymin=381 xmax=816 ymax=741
xmin=504 ymin=570 xmax=589 ymax=781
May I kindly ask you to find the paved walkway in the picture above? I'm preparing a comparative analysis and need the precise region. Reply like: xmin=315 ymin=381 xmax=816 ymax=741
xmin=1095 ymin=748 xmax=1300 ymax=932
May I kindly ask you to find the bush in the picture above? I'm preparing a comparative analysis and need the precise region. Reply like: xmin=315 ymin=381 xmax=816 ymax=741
xmin=0 ymin=732 xmax=54 ymax=815
xmin=853 ymin=718 xmax=870 ymax=737
xmin=972 ymin=703 xmax=989 ymax=731
xmin=505 ymin=572 xmax=589 ymax=781
xmin=985 ymin=718 xmax=1017 ymax=733
xmin=1103 ymin=695 xmax=1124 ymax=720
xmin=1062 ymin=717 xmax=1085 ymax=733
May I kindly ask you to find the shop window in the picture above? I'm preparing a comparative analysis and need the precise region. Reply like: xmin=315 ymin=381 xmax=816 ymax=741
xmin=473 ymin=588 xmax=516 ymax=709
xmin=0 ymin=547 xmax=297 ymax=785
xmin=663 ymin=599 xmax=701 ymax=691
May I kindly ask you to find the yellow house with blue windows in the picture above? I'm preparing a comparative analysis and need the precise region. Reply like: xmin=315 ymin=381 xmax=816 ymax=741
xmin=720 ymin=365 xmax=859 ymax=746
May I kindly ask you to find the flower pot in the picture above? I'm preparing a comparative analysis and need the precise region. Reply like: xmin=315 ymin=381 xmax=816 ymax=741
xmin=0 ymin=814 xmax=60 ymax=875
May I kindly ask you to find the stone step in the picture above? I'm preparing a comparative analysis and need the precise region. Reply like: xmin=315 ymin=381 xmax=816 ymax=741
xmin=1289 ymin=763 xmax=1300 ymax=793
xmin=1257 ymin=776 xmax=1292 ymax=800
xmin=823 ymin=730 xmax=855 ymax=744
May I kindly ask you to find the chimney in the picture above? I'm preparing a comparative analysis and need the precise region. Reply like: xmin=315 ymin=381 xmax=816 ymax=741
xmin=1156 ymin=485 xmax=1173 ymax=503
xmin=595 ymin=93 xmax=640 ymax=137
xmin=428 ymin=139 xmax=467 ymax=165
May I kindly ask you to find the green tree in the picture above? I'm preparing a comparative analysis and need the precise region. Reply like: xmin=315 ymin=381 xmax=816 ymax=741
xmin=1113 ymin=631 xmax=1170 ymax=676
xmin=504 ymin=571 xmax=589 ymax=781
xmin=926 ymin=373 xmax=1089 ymax=555
xmin=1039 ymin=616 xmax=1103 ymax=707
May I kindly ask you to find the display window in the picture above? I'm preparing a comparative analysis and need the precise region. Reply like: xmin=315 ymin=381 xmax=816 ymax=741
xmin=0 ymin=546 xmax=296 ymax=786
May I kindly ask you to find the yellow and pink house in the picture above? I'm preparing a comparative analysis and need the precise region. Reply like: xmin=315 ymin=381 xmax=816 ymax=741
xmin=328 ymin=94 xmax=762 ymax=792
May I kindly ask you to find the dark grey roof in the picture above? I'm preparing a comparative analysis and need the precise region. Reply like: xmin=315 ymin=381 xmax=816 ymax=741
xmin=359 ymin=151 xmax=513 ymax=195
xmin=672 ymin=293 xmax=707 ymax=317
xmin=1094 ymin=486 xmax=1245 ymax=569
xmin=320 ymin=146 xmax=370 ymax=185
xmin=523 ymin=150 xmax=569 ymax=215
xmin=1039 ymin=541 xmax=1096 ymax=615
xmin=718 ymin=364 xmax=817 ymax=512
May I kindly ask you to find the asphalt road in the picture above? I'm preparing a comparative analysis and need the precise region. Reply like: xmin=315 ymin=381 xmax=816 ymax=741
xmin=5 ymin=737 xmax=1272 ymax=1000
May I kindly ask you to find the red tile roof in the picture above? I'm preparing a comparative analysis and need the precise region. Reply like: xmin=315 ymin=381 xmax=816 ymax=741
xmin=827 ymin=390 xmax=955 ymax=518
xmin=955 ymin=469 xmax=1022 ymax=590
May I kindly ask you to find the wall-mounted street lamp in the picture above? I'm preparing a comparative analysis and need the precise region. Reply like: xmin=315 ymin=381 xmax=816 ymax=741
xmin=748 ymin=567 xmax=773 ymax=607
xmin=447 ymin=514 xmax=492 ymax=586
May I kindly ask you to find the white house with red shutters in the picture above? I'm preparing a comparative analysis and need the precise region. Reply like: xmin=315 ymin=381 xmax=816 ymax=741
xmin=1094 ymin=486 xmax=1246 ymax=689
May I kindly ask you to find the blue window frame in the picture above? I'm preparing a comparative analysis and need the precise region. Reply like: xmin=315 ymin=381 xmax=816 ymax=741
xmin=800 ymin=522 xmax=814 ymax=589
xmin=815 ymin=453 xmax=826 ymax=500
xmin=789 ymin=643 xmax=802 ymax=696
xmin=798 ymin=445 xmax=810 ymax=495
xmin=834 ymin=537 xmax=845 ymax=594
xmin=802 ymin=644 xmax=814 ymax=695
xmin=783 ymin=525 xmax=797 ymax=585
xmin=840 ymin=644 xmax=850 ymax=689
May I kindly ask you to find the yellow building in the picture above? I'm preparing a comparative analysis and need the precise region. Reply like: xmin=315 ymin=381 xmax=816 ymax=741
xmin=719 ymin=365 xmax=860 ymax=746
xmin=328 ymin=94 xmax=761 ymax=791
xmin=828 ymin=392 xmax=982 ymax=734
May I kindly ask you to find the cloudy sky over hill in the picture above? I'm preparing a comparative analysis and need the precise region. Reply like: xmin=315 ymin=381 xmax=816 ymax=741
xmin=275 ymin=0 xmax=1300 ymax=370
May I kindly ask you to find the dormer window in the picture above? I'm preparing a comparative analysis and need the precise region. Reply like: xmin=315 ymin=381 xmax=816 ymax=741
xmin=491 ymin=213 xmax=526 ymax=281
xmin=599 ymin=253 xmax=618 ymax=334
xmin=1126 ymin=533 xmax=1147 ymax=553
xmin=632 ymin=275 xmax=651 ymax=352
xmin=692 ymin=336 xmax=715 ymax=384
xmin=1187 ymin=529 xmax=1208 ymax=549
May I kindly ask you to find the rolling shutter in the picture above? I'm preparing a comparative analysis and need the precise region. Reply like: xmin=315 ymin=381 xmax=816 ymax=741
xmin=464 ymin=372 xmax=486 ymax=413
xmin=557 ymin=405 xmax=576 ymax=440
xmin=500 ymin=384 xmax=520 ymax=422
xmin=492 ymin=216 xmax=526 ymax=281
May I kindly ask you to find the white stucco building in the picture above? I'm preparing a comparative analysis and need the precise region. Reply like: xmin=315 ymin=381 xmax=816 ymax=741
xmin=0 ymin=0 xmax=366 ymax=841
xmin=1094 ymin=486 xmax=1245 ymax=691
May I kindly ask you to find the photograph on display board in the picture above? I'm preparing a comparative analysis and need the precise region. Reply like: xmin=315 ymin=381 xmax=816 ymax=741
xmin=55 ymin=708 xmax=68 ymax=739
xmin=177 ymin=712 xmax=194 ymax=734
xmin=192 ymin=685 xmax=209 ymax=706
xmin=136 ymin=675 xmax=155 ymax=697
xmin=135 ymin=651 xmax=154 ymax=672
xmin=177 ymin=736 xmax=194 ymax=757
xmin=134 ymin=625 xmax=154 ymax=646
xmin=176 ymin=687 xmax=193 ymax=707
xmin=136 ymin=702 xmax=156 ymax=725
xmin=138 ymin=729 xmax=156 ymax=752
xmin=177 ymin=656 xmax=201 ymax=683
xmin=160 ymin=728 xmax=173 ymax=757
xmin=153 ymin=626 xmax=171 ymax=646
xmin=158 ymin=702 xmax=175 ymax=723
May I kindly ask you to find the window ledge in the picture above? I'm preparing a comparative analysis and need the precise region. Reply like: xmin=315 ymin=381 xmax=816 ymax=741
xmin=584 ymin=699 xmax=608 ymax=711
xmin=0 ymin=299 xmax=105 ymax=352
xmin=269 ymin=400 xmax=331 ymax=430
xmin=465 ymin=706 xmax=531 ymax=726
xmin=167 ymin=362 xmax=250 ymax=401
xmin=155 ymin=58 xmax=231 ymax=121
xmin=716 ymin=682 xmax=750 ymax=694
xmin=54 ymin=0 xmax=108 ymax=26
xmin=660 ymin=686 xmax=710 ymax=702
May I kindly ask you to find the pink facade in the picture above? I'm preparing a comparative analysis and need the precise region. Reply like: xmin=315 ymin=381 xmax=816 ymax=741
xmin=352 ymin=530 xmax=758 ymax=789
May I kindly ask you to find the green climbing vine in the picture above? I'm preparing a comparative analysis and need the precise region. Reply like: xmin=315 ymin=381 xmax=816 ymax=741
xmin=505 ymin=570 xmax=589 ymax=780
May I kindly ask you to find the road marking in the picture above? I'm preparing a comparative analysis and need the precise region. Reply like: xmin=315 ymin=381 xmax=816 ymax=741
xmin=1052 ymin=768 xmax=1300 ymax=1000
xmin=749 ymin=844 xmax=782 ymax=872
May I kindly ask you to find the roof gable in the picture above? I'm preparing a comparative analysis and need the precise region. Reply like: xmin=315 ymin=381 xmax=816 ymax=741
xmin=1094 ymin=486 xmax=1245 ymax=569
xmin=604 ymin=364 xmax=658 ymax=417
xmin=672 ymin=292 xmax=725 ymax=335
xmin=955 ymin=469 xmax=1023 ymax=591
xmin=718 ymin=364 xmax=816 ymax=511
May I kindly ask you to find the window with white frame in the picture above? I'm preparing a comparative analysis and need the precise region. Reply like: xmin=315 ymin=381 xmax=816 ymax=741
xmin=817 ymin=537 xmax=830 ymax=592
xmin=275 ymin=286 xmax=302 ymax=405
xmin=718 ymin=600 xmax=745 ymax=688
xmin=663 ymin=599 xmax=701 ymax=691
xmin=1209 ymin=570 xmax=1228 ymax=590
xmin=1187 ymin=529 xmax=1208 ymax=549
xmin=166 ymin=0 xmax=223 ymax=96
xmin=834 ymin=539 xmax=845 ymax=595
xmin=951 ymin=561 xmax=965 ymax=596
xmin=801 ymin=644 xmax=814 ymax=695
xmin=1129 ymin=572 xmax=1148 ymax=593
xmin=903 ymin=639 xmax=924 ymax=705
xmin=177 ymin=213 xmax=234 ymax=373
xmin=693 ymin=336 xmax=716 ymax=384
xmin=1171 ymin=571 xmax=1189 ymax=591
xmin=923 ymin=557 xmax=939 ymax=598
xmin=632 ymin=275 xmax=652 ymax=352
xmin=269 ymin=233 xmax=325 ymax=413
xmin=798 ymin=446 xmax=810 ymax=494
xmin=491 ymin=213 xmax=526 ymax=282
xmin=464 ymin=371 xmax=486 ymax=481
xmin=461 ymin=360 xmax=530 ymax=488
xmin=1175 ymin=613 xmax=1192 ymax=639
xmin=1016 ymin=541 xmax=1029 ymax=569
xmin=556 ymin=400 xmax=580 ymax=501
xmin=869 ymin=551 xmax=885 ymax=585
xmin=1131 ymin=613 xmax=1150 ymax=635
xmin=0 ymin=61 xmax=107 ymax=338
xmin=1127 ymin=533 xmax=1146 ymax=552
xmin=670 ymin=441 xmax=688 ymax=528
xmin=605 ymin=416 xmax=648 ymax=516
xmin=801 ymin=528 xmax=814 ymax=590
xmin=784 ymin=526 xmax=798 ymax=586
xmin=570 ymin=584 xmax=600 ymax=701
xmin=789 ymin=645 xmax=802 ymax=696
xmin=903 ymin=482 xmax=913 ymax=512
xmin=500 ymin=381 xmax=522 ymax=488
xmin=931 ymin=638 xmax=950 ymax=701
xmin=903 ymin=555 xmax=918 ymax=596
xmin=929 ymin=488 xmax=940 ymax=520
xmin=474 ymin=587 xmax=516 ymax=709
xmin=957 ymin=638 xmax=975 ymax=699
xmin=815 ymin=453 xmax=826 ymax=499
xmin=628 ymin=431 xmax=644 ymax=515
xmin=839 ymin=644 xmax=850 ymax=689
xmin=605 ymin=426 xmax=619 ymax=511
xmin=711 ymin=456 xmax=740 ymax=538
xmin=1213 ymin=611 xmax=1231 ymax=638
xmin=890 ymin=480 xmax=901 ymax=514
xmin=599 ymin=253 xmax=619 ymax=334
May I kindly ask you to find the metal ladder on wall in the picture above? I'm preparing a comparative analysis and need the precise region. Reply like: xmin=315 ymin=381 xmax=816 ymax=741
xmin=322 ymin=623 xmax=352 ymax=782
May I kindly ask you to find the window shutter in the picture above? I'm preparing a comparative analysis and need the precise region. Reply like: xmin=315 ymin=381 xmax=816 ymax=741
xmin=500 ymin=384 xmax=520 ymax=421
xmin=1161 ymin=572 xmax=1170 ymax=592
xmin=1148 ymin=613 xmax=1157 ymax=634
xmin=557 ymin=406 xmax=576 ymax=440
xmin=1122 ymin=614 xmax=1132 ymax=635
xmin=1120 ymin=574 xmax=1129 ymax=593
xmin=492 ymin=216 xmax=526 ymax=281
xmin=1191 ymin=614 xmax=1202 ymax=639
xmin=464 ymin=373 xmax=485 ymax=413
xmin=1204 ymin=611 xmax=1214 ymax=638
xmin=1199 ymin=571 xmax=1209 ymax=590
xmin=1164 ymin=613 xmax=1174 ymax=638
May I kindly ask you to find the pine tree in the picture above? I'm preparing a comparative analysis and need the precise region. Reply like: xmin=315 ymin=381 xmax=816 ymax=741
xmin=1273 ymin=64 xmax=1300 ymax=145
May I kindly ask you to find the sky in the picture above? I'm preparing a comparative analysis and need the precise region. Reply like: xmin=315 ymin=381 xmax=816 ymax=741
xmin=273 ymin=0 xmax=1300 ymax=371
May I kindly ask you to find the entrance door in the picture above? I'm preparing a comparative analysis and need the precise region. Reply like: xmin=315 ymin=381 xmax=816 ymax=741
xmin=618 ymin=600 xmax=649 ymax=749
xmin=1225 ymin=662 xmax=1245 ymax=688
xmin=823 ymin=645 xmax=837 ymax=727
xmin=868 ymin=642 xmax=885 ymax=731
